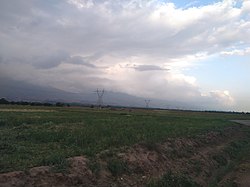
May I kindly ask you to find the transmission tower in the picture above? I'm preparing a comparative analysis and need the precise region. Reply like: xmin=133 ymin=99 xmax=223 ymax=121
xmin=94 ymin=89 xmax=105 ymax=107
xmin=145 ymin=99 xmax=151 ymax=109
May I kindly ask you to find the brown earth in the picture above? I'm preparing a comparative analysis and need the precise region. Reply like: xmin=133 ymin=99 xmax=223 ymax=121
xmin=219 ymin=159 xmax=250 ymax=187
xmin=0 ymin=125 xmax=249 ymax=187
xmin=218 ymin=119 xmax=250 ymax=187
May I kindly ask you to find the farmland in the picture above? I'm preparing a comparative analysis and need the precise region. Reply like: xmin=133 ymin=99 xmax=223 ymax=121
xmin=1 ymin=105 xmax=250 ymax=186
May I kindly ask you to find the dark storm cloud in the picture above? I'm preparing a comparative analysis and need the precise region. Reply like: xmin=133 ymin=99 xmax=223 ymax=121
xmin=67 ymin=56 xmax=97 ymax=68
xmin=32 ymin=51 xmax=70 ymax=69
xmin=133 ymin=65 xmax=168 ymax=71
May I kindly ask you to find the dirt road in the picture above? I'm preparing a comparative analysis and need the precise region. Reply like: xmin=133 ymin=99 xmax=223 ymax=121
xmin=231 ymin=120 xmax=250 ymax=126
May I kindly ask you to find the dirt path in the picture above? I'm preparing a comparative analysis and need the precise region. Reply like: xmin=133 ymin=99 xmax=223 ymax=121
xmin=231 ymin=120 xmax=250 ymax=126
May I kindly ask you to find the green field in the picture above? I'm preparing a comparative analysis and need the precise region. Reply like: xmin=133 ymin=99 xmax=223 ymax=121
xmin=1 ymin=105 xmax=250 ymax=173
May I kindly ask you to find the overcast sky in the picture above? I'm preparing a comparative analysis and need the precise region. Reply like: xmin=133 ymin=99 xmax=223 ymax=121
xmin=0 ymin=0 xmax=250 ymax=111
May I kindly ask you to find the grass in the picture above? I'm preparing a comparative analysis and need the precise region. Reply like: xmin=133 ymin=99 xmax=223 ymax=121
xmin=88 ymin=160 xmax=101 ymax=175
xmin=107 ymin=158 xmax=129 ymax=177
xmin=40 ymin=152 xmax=70 ymax=173
xmin=1 ymin=105 xmax=250 ymax=173
xmin=208 ymin=126 xmax=250 ymax=186
xmin=147 ymin=171 xmax=200 ymax=187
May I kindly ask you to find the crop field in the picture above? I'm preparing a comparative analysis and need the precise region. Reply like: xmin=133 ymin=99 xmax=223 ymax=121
xmin=1 ymin=105 xmax=250 ymax=186
xmin=0 ymin=104 xmax=249 ymax=172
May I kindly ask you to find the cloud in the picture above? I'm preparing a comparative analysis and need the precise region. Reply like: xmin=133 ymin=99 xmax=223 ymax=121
xmin=68 ymin=0 xmax=94 ymax=9
xmin=123 ymin=64 xmax=168 ymax=71
xmin=32 ymin=51 xmax=70 ymax=69
xmin=209 ymin=90 xmax=234 ymax=106
xmin=220 ymin=47 xmax=250 ymax=56
xmin=0 ymin=0 xmax=248 ymax=110
xmin=1 ymin=0 xmax=248 ymax=60
xmin=66 ymin=56 xmax=97 ymax=68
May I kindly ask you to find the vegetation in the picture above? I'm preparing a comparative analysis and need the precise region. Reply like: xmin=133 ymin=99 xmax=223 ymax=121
xmin=0 ymin=98 xmax=56 ymax=106
xmin=147 ymin=171 xmax=200 ymax=187
xmin=107 ymin=158 xmax=129 ymax=177
xmin=1 ymin=105 xmax=250 ymax=173
xmin=209 ymin=127 xmax=250 ymax=186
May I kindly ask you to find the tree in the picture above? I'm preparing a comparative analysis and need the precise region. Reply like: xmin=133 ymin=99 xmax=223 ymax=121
xmin=56 ymin=102 xmax=64 ymax=107
xmin=0 ymin=98 xmax=9 ymax=104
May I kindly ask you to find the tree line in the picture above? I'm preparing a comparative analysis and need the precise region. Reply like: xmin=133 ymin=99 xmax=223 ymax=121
xmin=0 ymin=98 xmax=67 ymax=107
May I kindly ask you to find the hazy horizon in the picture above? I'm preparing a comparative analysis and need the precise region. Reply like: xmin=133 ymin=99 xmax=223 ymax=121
xmin=0 ymin=0 xmax=250 ymax=112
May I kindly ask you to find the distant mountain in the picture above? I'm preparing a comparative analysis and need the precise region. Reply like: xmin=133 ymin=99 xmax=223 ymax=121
xmin=0 ymin=78 xmax=83 ymax=103
xmin=0 ymin=78 xmax=147 ymax=107
xmin=0 ymin=77 xmax=203 ymax=110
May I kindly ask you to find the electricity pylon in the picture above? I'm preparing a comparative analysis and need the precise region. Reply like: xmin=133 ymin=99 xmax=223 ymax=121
xmin=94 ymin=89 xmax=105 ymax=107
xmin=145 ymin=99 xmax=151 ymax=109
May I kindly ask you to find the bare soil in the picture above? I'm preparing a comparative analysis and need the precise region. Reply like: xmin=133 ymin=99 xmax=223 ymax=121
xmin=0 ymin=125 xmax=248 ymax=187
xmin=218 ymin=120 xmax=250 ymax=187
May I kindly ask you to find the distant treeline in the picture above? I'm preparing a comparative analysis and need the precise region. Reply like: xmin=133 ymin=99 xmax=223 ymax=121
xmin=0 ymin=98 xmax=249 ymax=114
xmin=203 ymin=110 xmax=250 ymax=115
xmin=0 ymin=98 xmax=68 ymax=107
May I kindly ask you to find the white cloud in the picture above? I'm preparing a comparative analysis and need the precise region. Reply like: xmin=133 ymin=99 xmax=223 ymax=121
xmin=67 ymin=0 xmax=94 ymax=9
xmin=209 ymin=90 xmax=234 ymax=106
xmin=220 ymin=47 xmax=250 ymax=56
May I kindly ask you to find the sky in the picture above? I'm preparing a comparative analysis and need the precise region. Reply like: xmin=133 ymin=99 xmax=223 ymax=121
xmin=0 ymin=0 xmax=250 ymax=111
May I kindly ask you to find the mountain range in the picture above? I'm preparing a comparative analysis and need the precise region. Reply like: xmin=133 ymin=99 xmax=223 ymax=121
xmin=0 ymin=77 xmax=202 ymax=110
